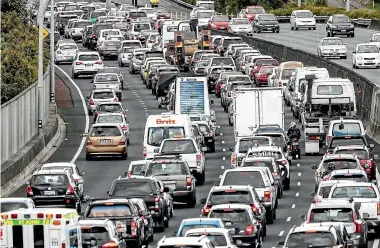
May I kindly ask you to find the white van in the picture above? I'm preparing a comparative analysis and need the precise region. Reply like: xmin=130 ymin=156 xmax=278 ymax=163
xmin=290 ymin=10 xmax=316 ymax=30
xmin=143 ymin=114 xmax=193 ymax=157
xmin=1 ymin=208 xmax=81 ymax=248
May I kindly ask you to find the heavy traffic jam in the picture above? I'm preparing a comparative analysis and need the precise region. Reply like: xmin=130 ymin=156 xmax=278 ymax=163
xmin=1 ymin=0 xmax=380 ymax=248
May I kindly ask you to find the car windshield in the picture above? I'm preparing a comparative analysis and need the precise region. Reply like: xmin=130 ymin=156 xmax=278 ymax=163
xmin=160 ymin=140 xmax=197 ymax=154
xmin=96 ymin=74 xmax=119 ymax=82
xmin=281 ymin=69 xmax=294 ymax=80
xmin=97 ymin=115 xmax=123 ymax=124
xmin=198 ymin=2 xmax=214 ymax=9
xmin=131 ymin=163 xmax=145 ymax=175
xmin=247 ymin=7 xmax=265 ymax=14
xmin=187 ymin=233 xmax=227 ymax=246
xmin=238 ymin=138 xmax=267 ymax=153
xmin=223 ymin=39 xmax=242 ymax=47
xmin=334 ymin=149 xmax=369 ymax=160
xmin=242 ymin=160 xmax=275 ymax=173
xmin=330 ymin=174 xmax=367 ymax=182
xmin=213 ymin=16 xmax=229 ymax=22
xmin=330 ymin=138 xmax=365 ymax=148
xmin=180 ymin=225 xmax=219 ymax=237
xmin=146 ymin=162 xmax=187 ymax=176
xmin=259 ymin=67 xmax=274 ymax=74
xmin=247 ymin=151 xmax=283 ymax=160
xmin=286 ymin=232 xmax=335 ymax=248
xmin=229 ymin=76 xmax=250 ymax=82
xmin=122 ymin=42 xmax=141 ymax=49
xmin=333 ymin=15 xmax=349 ymax=23
xmin=81 ymin=226 xmax=110 ymax=246
xmin=73 ymin=21 xmax=90 ymax=28
xmin=133 ymin=24 xmax=151 ymax=32
xmin=1 ymin=202 xmax=28 ymax=212
xmin=322 ymin=159 xmax=359 ymax=170
xmin=222 ymin=171 xmax=265 ymax=188
xmin=197 ymin=11 xmax=214 ymax=18
xmin=357 ymin=45 xmax=379 ymax=53
xmin=130 ymin=12 xmax=147 ymax=18
xmin=331 ymin=186 xmax=377 ymax=198
xmin=212 ymin=58 xmax=234 ymax=66
xmin=31 ymin=174 xmax=68 ymax=186
xmin=232 ymin=19 xmax=249 ymax=24
xmin=209 ymin=190 xmax=253 ymax=204
xmin=89 ymin=126 xmax=121 ymax=136
xmin=318 ymin=185 xmax=333 ymax=198
xmin=60 ymin=44 xmax=77 ymax=50
xmin=322 ymin=39 xmax=344 ymax=45
xmin=209 ymin=209 xmax=250 ymax=223
xmin=296 ymin=11 xmax=313 ymax=18
xmin=258 ymin=15 xmax=276 ymax=21
xmin=93 ymin=92 xmax=114 ymax=99
xmin=267 ymin=134 xmax=285 ymax=147
xmin=111 ymin=181 xmax=153 ymax=196
xmin=91 ymin=11 xmax=107 ymax=18
xmin=42 ymin=166 xmax=73 ymax=174
xmin=98 ymin=104 xmax=122 ymax=112
xmin=317 ymin=85 xmax=343 ymax=95
xmin=87 ymin=205 xmax=132 ymax=218
xmin=147 ymin=127 xmax=185 ymax=146
xmin=310 ymin=207 xmax=353 ymax=223
xmin=332 ymin=123 xmax=361 ymax=136
xmin=79 ymin=54 xmax=99 ymax=61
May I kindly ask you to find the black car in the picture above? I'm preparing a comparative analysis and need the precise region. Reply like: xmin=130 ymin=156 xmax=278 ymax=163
xmin=26 ymin=169 xmax=81 ymax=212
xmin=82 ymin=198 xmax=144 ymax=248
xmin=252 ymin=14 xmax=279 ymax=33
xmin=107 ymin=178 xmax=169 ymax=232
xmin=130 ymin=198 xmax=154 ymax=244
xmin=326 ymin=14 xmax=355 ymax=37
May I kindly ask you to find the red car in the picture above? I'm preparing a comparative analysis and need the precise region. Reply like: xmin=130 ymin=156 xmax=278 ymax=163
xmin=155 ymin=19 xmax=165 ymax=30
xmin=254 ymin=66 xmax=275 ymax=86
xmin=250 ymin=59 xmax=279 ymax=80
xmin=208 ymin=15 xmax=229 ymax=30
xmin=243 ymin=6 xmax=266 ymax=22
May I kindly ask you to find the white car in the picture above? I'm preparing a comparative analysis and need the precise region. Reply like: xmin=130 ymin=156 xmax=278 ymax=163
xmin=0 ymin=198 xmax=35 ymax=212
xmin=93 ymin=73 xmax=122 ymax=99
xmin=290 ymin=10 xmax=316 ymax=30
xmin=68 ymin=19 xmax=91 ymax=40
xmin=72 ymin=52 xmax=104 ymax=78
xmin=106 ymin=35 xmax=125 ymax=42
xmin=196 ymin=9 xmax=215 ymax=28
xmin=185 ymin=228 xmax=238 ymax=248
xmin=146 ymin=33 xmax=159 ymax=50
xmin=128 ymin=23 xmax=152 ymax=40
xmin=87 ymin=89 xmax=118 ymax=114
xmin=40 ymin=162 xmax=86 ymax=198
xmin=97 ymin=29 xmax=122 ymax=47
xmin=317 ymin=37 xmax=347 ymax=59
xmin=370 ymin=33 xmax=380 ymax=48
xmin=125 ymin=160 xmax=147 ymax=178
xmin=228 ymin=18 xmax=253 ymax=35
xmin=55 ymin=43 xmax=79 ymax=64
xmin=352 ymin=43 xmax=380 ymax=69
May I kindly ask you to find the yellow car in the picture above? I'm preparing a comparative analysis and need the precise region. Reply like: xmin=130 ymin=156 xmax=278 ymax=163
xmin=143 ymin=60 xmax=167 ymax=84
xmin=85 ymin=123 xmax=128 ymax=160
xmin=150 ymin=0 xmax=159 ymax=7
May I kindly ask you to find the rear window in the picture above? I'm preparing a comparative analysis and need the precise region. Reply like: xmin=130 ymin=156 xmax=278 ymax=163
xmin=281 ymin=69 xmax=294 ymax=80
xmin=238 ymin=138 xmax=258 ymax=153
xmin=102 ymin=30 xmax=119 ymax=37
xmin=198 ymin=124 xmax=210 ymax=133
xmin=186 ymin=233 xmax=227 ymax=246
xmin=79 ymin=54 xmax=99 ymax=61
xmin=310 ymin=208 xmax=353 ymax=223
xmin=222 ymin=39 xmax=242 ymax=47
xmin=1 ymin=202 xmax=28 ymax=212
xmin=332 ymin=123 xmax=361 ymax=136
xmin=130 ymin=12 xmax=147 ymax=18
xmin=98 ymin=104 xmax=122 ymax=112
xmin=31 ymin=174 xmax=68 ymax=186
xmin=318 ymin=185 xmax=333 ymax=198
xmin=209 ymin=190 xmax=253 ymax=205
xmin=228 ymin=76 xmax=250 ymax=82
xmin=42 ymin=166 xmax=74 ymax=174
xmin=95 ymin=74 xmax=119 ymax=82
xmin=91 ymin=11 xmax=107 ymax=18
xmin=317 ymin=85 xmax=343 ymax=95
xmin=87 ymin=204 xmax=132 ymax=218
xmin=322 ymin=159 xmax=359 ymax=170
xmin=330 ymin=137 xmax=365 ymax=148
xmin=160 ymin=140 xmax=197 ymax=154
xmin=90 ymin=126 xmax=121 ymax=136
xmin=131 ymin=163 xmax=146 ymax=175
xmin=145 ymin=162 xmax=187 ymax=177
xmin=73 ymin=21 xmax=90 ymax=28
xmin=242 ymin=160 xmax=276 ymax=173
xmin=286 ymin=232 xmax=335 ymax=247
xmin=330 ymin=174 xmax=367 ymax=182
xmin=259 ymin=67 xmax=274 ymax=74
xmin=111 ymin=181 xmax=153 ymax=196
xmin=104 ymin=41 xmax=121 ymax=48
xmin=133 ymin=23 xmax=151 ymax=32
xmin=97 ymin=115 xmax=123 ymax=124
xmin=211 ymin=58 xmax=234 ymax=66
xmin=81 ymin=226 xmax=110 ymax=246
xmin=334 ymin=149 xmax=369 ymax=160
xmin=213 ymin=16 xmax=229 ymax=22
xmin=221 ymin=171 xmax=265 ymax=188
xmin=122 ymin=42 xmax=141 ymax=48
xmin=60 ymin=44 xmax=77 ymax=50
xmin=331 ymin=186 xmax=377 ymax=198
xmin=180 ymin=225 xmax=218 ymax=237
xmin=264 ymin=134 xmax=285 ymax=147
xmin=247 ymin=150 xmax=282 ymax=160
xmin=256 ymin=59 xmax=278 ymax=66
xmin=93 ymin=92 xmax=114 ymax=99
xmin=209 ymin=209 xmax=250 ymax=223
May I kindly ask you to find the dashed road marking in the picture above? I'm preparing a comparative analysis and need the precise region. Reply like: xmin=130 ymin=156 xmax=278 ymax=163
xmin=220 ymin=133 xmax=223 ymax=136
xmin=298 ymin=173 xmax=301 ymax=176
xmin=295 ymin=192 xmax=299 ymax=197
xmin=292 ymin=204 xmax=295 ymax=208
xmin=278 ymin=231 xmax=284 ymax=237
xmin=223 ymin=148 xmax=226 ymax=152
xmin=297 ymin=163 xmax=300 ymax=167
xmin=286 ymin=217 xmax=291 ymax=222
xmin=221 ymin=166 xmax=224 ymax=169
xmin=222 ymin=141 xmax=225 ymax=144
xmin=297 ymin=182 xmax=301 ymax=186
xmin=372 ymin=239 xmax=379 ymax=248
xmin=223 ymin=157 xmax=225 ymax=160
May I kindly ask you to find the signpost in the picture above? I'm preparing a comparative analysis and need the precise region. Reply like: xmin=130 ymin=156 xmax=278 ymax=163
xmin=42 ymin=27 xmax=49 ymax=39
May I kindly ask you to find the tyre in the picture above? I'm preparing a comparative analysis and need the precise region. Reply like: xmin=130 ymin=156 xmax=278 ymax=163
xmin=351 ymin=33 xmax=355 ymax=37
xmin=85 ymin=154 xmax=92 ymax=161
xmin=196 ymin=171 xmax=205 ymax=186
xmin=186 ymin=193 xmax=196 ymax=208
xmin=164 ymin=218 xmax=169 ymax=228
xmin=121 ymin=152 xmax=128 ymax=160
xmin=284 ymin=179 xmax=290 ymax=190
xmin=331 ymin=32 xmax=334 ymax=37
xmin=156 ymin=216 xmax=165 ymax=232
xmin=295 ymin=26 xmax=298 ymax=30
xmin=313 ymin=27 xmax=316 ymax=30
xmin=266 ymin=208 xmax=274 ymax=224
xmin=72 ymin=72 xmax=78 ymax=79
xmin=291 ymin=26 xmax=294 ymax=30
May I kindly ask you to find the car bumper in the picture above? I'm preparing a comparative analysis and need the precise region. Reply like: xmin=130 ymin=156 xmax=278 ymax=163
xmin=30 ymin=195 xmax=76 ymax=206
xmin=172 ymin=190 xmax=193 ymax=202
xmin=331 ymin=29 xmax=354 ymax=34
xmin=296 ymin=23 xmax=316 ymax=28
xmin=355 ymin=59 xmax=380 ymax=67
xmin=231 ymin=234 xmax=258 ymax=247
xmin=86 ymin=146 xmax=127 ymax=154
xmin=99 ymin=51 xmax=118 ymax=57
xmin=56 ymin=55 xmax=75 ymax=62
xmin=121 ymin=58 xmax=130 ymax=64
xmin=257 ymin=26 xmax=279 ymax=31
xmin=74 ymin=66 xmax=102 ymax=74
xmin=71 ymin=33 xmax=82 ymax=39
xmin=321 ymin=51 xmax=347 ymax=57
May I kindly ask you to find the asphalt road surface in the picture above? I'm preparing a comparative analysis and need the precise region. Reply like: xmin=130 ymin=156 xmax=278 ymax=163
xmin=11 ymin=0 xmax=380 ymax=247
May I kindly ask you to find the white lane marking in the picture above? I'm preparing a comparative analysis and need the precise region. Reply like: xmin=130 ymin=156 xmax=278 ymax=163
xmin=55 ymin=65 xmax=89 ymax=164
xmin=223 ymin=148 xmax=226 ymax=152
xmin=278 ymin=231 xmax=284 ymax=237
xmin=222 ymin=141 xmax=225 ymax=144
xmin=297 ymin=163 xmax=300 ymax=167
xmin=221 ymin=166 xmax=224 ymax=169
xmin=286 ymin=217 xmax=291 ymax=222
xmin=220 ymin=133 xmax=223 ymax=136
xmin=292 ymin=204 xmax=295 ymax=208
xmin=372 ymin=239 xmax=379 ymax=248
xmin=223 ymin=157 xmax=225 ymax=160
xmin=298 ymin=182 xmax=301 ymax=186
xmin=296 ymin=192 xmax=299 ymax=197
xmin=298 ymin=172 xmax=301 ymax=176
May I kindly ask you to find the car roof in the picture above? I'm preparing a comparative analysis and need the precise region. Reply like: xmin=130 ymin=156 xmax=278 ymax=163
xmin=95 ymin=73 xmax=119 ymax=77
xmin=93 ymin=89 xmax=114 ymax=92
xmin=334 ymin=145 xmax=367 ymax=150
xmin=77 ymin=51 xmax=99 ymax=55
xmin=42 ymin=162 xmax=75 ymax=168
xmin=91 ymin=123 xmax=121 ymax=128
xmin=210 ymin=204 xmax=251 ymax=210
xmin=212 ymin=185 xmax=252 ymax=191
xmin=129 ymin=160 xmax=147 ymax=165
xmin=97 ymin=102 xmax=121 ymax=106
xmin=224 ymin=167 xmax=265 ymax=173
xmin=89 ymin=198 xmax=131 ymax=205
xmin=244 ymin=156 xmax=275 ymax=161
xmin=158 ymin=237 xmax=209 ymax=245
xmin=79 ymin=219 xmax=110 ymax=225
xmin=33 ymin=169 xmax=68 ymax=175
xmin=247 ymin=146 xmax=281 ymax=152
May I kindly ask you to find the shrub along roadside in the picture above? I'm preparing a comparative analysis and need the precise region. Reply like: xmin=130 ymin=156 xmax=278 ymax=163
xmin=1 ymin=11 xmax=50 ymax=104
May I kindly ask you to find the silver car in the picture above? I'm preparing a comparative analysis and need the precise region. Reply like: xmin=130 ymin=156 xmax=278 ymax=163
xmin=317 ymin=37 xmax=347 ymax=59
xmin=92 ymin=73 xmax=122 ymax=100
xmin=228 ymin=18 xmax=253 ymax=35
xmin=87 ymin=89 xmax=118 ymax=115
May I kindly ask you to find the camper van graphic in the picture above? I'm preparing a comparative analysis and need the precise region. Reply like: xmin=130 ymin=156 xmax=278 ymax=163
xmin=179 ymin=81 xmax=205 ymax=115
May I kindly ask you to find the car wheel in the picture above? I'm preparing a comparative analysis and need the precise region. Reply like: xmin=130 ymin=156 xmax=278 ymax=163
xmin=209 ymin=143 xmax=215 ymax=153
xmin=196 ymin=171 xmax=205 ymax=186
xmin=290 ymin=25 xmax=294 ymax=30
xmin=351 ymin=33 xmax=355 ymax=37
xmin=72 ymin=72 xmax=78 ymax=79
xmin=295 ymin=25 xmax=298 ymax=30
xmin=284 ymin=178 xmax=290 ymax=190
xmin=313 ymin=27 xmax=316 ymax=30
xmin=266 ymin=208 xmax=274 ymax=224
xmin=121 ymin=152 xmax=128 ymax=160
xmin=186 ymin=192 xmax=196 ymax=208
xmin=85 ymin=154 xmax=92 ymax=161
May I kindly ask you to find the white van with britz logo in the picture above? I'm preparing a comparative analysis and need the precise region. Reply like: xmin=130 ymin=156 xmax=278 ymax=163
xmin=143 ymin=114 xmax=193 ymax=157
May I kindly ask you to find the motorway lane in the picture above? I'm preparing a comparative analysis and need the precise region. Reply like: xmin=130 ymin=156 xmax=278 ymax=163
xmin=248 ymin=23 xmax=380 ymax=86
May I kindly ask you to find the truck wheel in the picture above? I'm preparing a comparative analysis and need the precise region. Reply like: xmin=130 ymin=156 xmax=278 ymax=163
xmin=266 ymin=209 xmax=274 ymax=224
xmin=196 ymin=172 xmax=205 ymax=186
xmin=186 ymin=192 xmax=196 ymax=208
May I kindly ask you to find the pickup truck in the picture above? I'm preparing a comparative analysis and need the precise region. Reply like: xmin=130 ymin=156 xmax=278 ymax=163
xmin=82 ymin=198 xmax=144 ymax=247
xmin=327 ymin=182 xmax=380 ymax=235
xmin=219 ymin=167 xmax=277 ymax=224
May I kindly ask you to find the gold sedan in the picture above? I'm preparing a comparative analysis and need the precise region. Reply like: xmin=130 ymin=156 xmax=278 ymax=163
xmin=85 ymin=123 xmax=128 ymax=160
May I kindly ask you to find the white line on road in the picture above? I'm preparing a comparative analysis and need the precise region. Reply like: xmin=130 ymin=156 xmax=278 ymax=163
xmin=292 ymin=204 xmax=295 ymax=208
xmin=298 ymin=173 xmax=301 ymax=176
xmin=296 ymin=192 xmax=299 ymax=197
xmin=286 ymin=217 xmax=291 ymax=222
xmin=221 ymin=166 xmax=224 ymax=169
xmin=372 ymin=239 xmax=379 ymax=248
xmin=223 ymin=157 xmax=225 ymax=160
xmin=220 ymin=133 xmax=223 ymax=136
xmin=278 ymin=231 xmax=284 ymax=236
xmin=223 ymin=149 xmax=226 ymax=152
xmin=297 ymin=163 xmax=300 ymax=167
xmin=298 ymin=182 xmax=301 ymax=186
xmin=55 ymin=66 xmax=89 ymax=164
xmin=222 ymin=141 xmax=225 ymax=144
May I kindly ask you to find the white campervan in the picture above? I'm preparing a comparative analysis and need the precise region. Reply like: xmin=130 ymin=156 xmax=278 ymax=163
xmin=143 ymin=114 xmax=193 ymax=157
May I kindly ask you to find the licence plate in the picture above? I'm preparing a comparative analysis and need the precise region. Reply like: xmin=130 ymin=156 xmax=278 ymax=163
xmin=266 ymin=28 xmax=272 ymax=30
xmin=44 ymin=191 xmax=56 ymax=196
xmin=341 ymin=30 xmax=346 ymax=32
xmin=220 ymin=27 xmax=225 ymax=29
xmin=208 ymin=139 xmax=213 ymax=142
xmin=86 ymin=64 xmax=93 ymax=67
xmin=65 ymin=56 xmax=72 ymax=60
xmin=100 ymin=139 xmax=111 ymax=144
xmin=115 ymin=221 xmax=127 ymax=233
xmin=166 ymin=184 xmax=176 ymax=190
xmin=111 ymin=52 xmax=117 ymax=55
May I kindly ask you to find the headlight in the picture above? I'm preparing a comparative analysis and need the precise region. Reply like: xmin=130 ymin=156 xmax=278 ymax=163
xmin=357 ymin=56 xmax=363 ymax=60
xmin=376 ymin=55 xmax=380 ymax=60
xmin=331 ymin=25 xmax=337 ymax=29
xmin=322 ymin=49 xmax=328 ymax=52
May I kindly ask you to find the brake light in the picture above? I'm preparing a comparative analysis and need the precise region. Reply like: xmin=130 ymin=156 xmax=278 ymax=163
xmin=76 ymin=62 xmax=83 ymax=65
xmin=102 ymin=241 xmax=118 ymax=248
xmin=130 ymin=221 xmax=137 ymax=237
xmin=377 ymin=203 xmax=380 ymax=215
xmin=26 ymin=185 xmax=33 ymax=196
xmin=119 ymin=137 xmax=126 ymax=145
xmin=92 ymin=34 xmax=96 ymax=38
xmin=323 ymin=176 xmax=329 ymax=181
xmin=143 ymin=146 xmax=147 ymax=157
xmin=186 ymin=177 xmax=192 ymax=186
xmin=95 ymin=61 xmax=103 ymax=65
xmin=121 ymin=124 xmax=128 ymax=131
xmin=250 ymin=204 xmax=258 ymax=213
xmin=87 ymin=139 xmax=92 ymax=146
xmin=231 ymin=154 xmax=237 ymax=166
xmin=202 ymin=205 xmax=211 ymax=216
xmin=281 ymin=160 xmax=287 ymax=165
xmin=62 ymin=243 xmax=66 ymax=248
xmin=196 ymin=153 xmax=201 ymax=167
xmin=155 ymin=196 xmax=160 ymax=202
xmin=354 ymin=220 xmax=361 ymax=233
xmin=264 ymin=191 xmax=271 ymax=202
xmin=244 ymin=225 xmax=254 ymax=235
xmin=89 ymin=98 xmax=94 ymax=105
xmin=11 ymin=214 xmax=18 ymax=219
xmin=74 ymin=179 xmax=78 ymax=184
xmin=127 ymin=171 xmax=131 ymax=178
xmin=114 ymin=97 xmax=119 ymax=102
xmin=66 ymin=184 xmax=74 ymax=195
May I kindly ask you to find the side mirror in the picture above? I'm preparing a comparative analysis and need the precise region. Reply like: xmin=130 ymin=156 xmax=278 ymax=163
xmin=362 ymin=213 xmax=370 ymax=219
xmin=368 ymin=144 xmax=375 ymax=149
xmin=86 ymin=96 xmax=90 ymax=99
xmin=123 ymin=171 xmax=129 ymax=177
xmin=172 ymin=232 xmax=177 ymax=236
xmin=299 ymin=213 xmax=306 ymax=220
xmin=311 ymin=164 xmax=317 ymax=169
xmin=80 ymin=171 xmax=86 ymax=176
xmin=352 ymin=51 xmax=356 ymax=54
xmin=200 ymin=198 xmax=207 ymax=204
xmin=229 ymin=146 xmax=234 ymax=152
xmin=310 ymin=192 xmax=316 ymax=197
xmin=154 ymin=148 xmax=160 ymax=153
xmin=163 ymin=187 xmax=170 ymax=193
xmin=277 ymin=241 xmax=285 ymax=247
xmin=214 ymin=180 xmax=220 ymax=186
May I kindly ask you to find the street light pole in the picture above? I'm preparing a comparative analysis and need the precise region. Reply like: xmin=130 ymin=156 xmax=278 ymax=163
xmin=346 ymin=0 xmax=350 ymax=11
xmin=50 ymin=0 xmax=55 ymax=103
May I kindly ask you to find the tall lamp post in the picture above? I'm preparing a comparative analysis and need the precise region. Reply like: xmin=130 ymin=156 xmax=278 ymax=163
xmin=50 ymin=0 xmax=55 ymax=103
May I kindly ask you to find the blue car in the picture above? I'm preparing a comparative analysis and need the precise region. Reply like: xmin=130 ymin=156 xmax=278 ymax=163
xmin=172 ymin=218 xmax=225 ymax=237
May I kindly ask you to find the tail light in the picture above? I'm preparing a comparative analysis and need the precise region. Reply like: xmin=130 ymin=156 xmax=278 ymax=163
xmin=196 ymin=154 xmax=202 ymax=167
xmin=74 ymin=179 xmax=78 ymax=184
xmin=127 ymin=171 xmax=131 ymax=178
xmin=66 ymin=184 xmax=74 ymax=195
xmin=322 ymin=176 xmax=329 ymax=181
xmin=287 ymin=144 xmax=291 ymax=150
xmin=26 ymin=185 xmax=33 ymax=196
xmin=377 ymin=203 xmax=380 ymax=215
xmin=154 ymin=196 xmax=160 ymax=210
xmin=244 ymin=225 xmax=254 ymax=235
xmin=143 ymin=146 xmax=147 ymax=157
xmin=354 ymin=220 xmax=362 ymax=233
xmin=76 ymin=61 xmax=83 ymax=65
xmin=62 ymin=243 xmax=66 ymax=248
xmin=327 ymin=136 xmax=332 ymax=143
xmin=186 ymin=177 xmax=192 ymax=186
xmin=92 ymin=34 xmax=96 ymax=38
xmin=114 ymin=97 xmax=119 ymax=102
xmin=264 ymin=191 xmax=271 ymax=202
xmin=95 ymin=61 xmax=103 ymax=65
xmin=231 ymin=154 xmax=237 ymax=167
xmin=250 ymin=204 xmax=258 ymax=213
xmin=130 ymin=221 xmax=137 ymax=237
xmin=121 ymin=124 xmax=128 ymax=131
xmin=102 ymin=242 xmax=118 ymax=248
xmin=57 ymin=51 xmax=61 ymax=54
xmin=87 ymin=139 xmax=92 ymax=146
xmin=281 ymin=160 xmax=287 ymax=165
xmin=119 ymin=137 xmax=126 ymax=145
xmin=202 ymin=205 xmax=211 ymax=216
xmin=89 ymin=98 xmax=94 ymax=105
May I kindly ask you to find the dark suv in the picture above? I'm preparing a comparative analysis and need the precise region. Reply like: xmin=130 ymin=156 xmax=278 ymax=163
xmin=26 ymin=169 xmax=81 ymax=212
xmin=326 ymin=14 xmax=355 ymax=37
